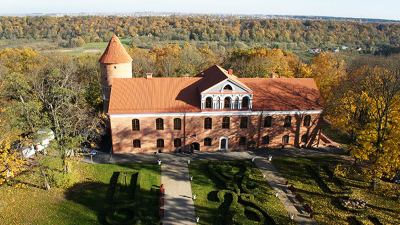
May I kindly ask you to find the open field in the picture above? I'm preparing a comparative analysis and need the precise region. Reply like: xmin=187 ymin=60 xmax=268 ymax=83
xmin=272 ymin=156 xmax=400 ymax=225
xmin=189 ymin=160 xmax=293 ymax=225
xmin=0 ymin=156 xmax=161 ymax=225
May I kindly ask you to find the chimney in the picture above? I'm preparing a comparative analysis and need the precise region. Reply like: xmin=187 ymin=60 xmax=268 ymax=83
xmin=228 ymin=69 xmax=233 ymax=75
xmin=146 ymin=73 xmax=153 ymax=79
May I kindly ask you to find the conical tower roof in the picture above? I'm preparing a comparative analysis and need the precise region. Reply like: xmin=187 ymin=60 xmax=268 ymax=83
xmin=99 ymin=34 xmax=132 ymax=64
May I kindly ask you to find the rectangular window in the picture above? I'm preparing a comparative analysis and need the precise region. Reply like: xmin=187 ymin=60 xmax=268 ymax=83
xmin=239 ymin=137 xmax=247 ymax=146
xmin=204 ymin=118 xmax=212 ymax=129
xmin=240 ymin=117 xmax=249 ymax=129
xmin=222 ymin=117 xmax=230 ymax=129
xmin=133 ymin=139 xmax=141 ymax=148
xmin=156 ymin=118 xmax=164 ymax=130
xmin=174 ymin=118 xmax=182 ymax=130
xmin=132 ymin=119 xmax=140 ymax=131
xmin=157 ymin=139 xmax=164 ymax=148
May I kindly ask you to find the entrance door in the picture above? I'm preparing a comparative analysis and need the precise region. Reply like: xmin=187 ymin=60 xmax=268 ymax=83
xmin=220 ymin=138 xmax=227 ymax=150
xmin=191 ymin=142 xmax=200 ymax=152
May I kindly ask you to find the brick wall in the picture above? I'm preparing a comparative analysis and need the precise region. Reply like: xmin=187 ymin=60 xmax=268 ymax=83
xmin=110 ymin=113 xmax=321 ymax=154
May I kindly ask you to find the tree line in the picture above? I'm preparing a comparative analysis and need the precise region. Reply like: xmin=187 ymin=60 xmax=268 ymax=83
xmin=1 ymin=16 xmax=400 ymax=51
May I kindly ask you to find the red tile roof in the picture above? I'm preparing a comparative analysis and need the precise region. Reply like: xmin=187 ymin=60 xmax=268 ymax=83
xmin=108 ymin=67 xmax=322 ymax=114
xmin=99 ymin=35 xmax=132 ymax=64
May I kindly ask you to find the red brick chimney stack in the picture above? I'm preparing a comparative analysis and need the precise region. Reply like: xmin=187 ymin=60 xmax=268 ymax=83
xmin=228 ymin=69 xmax=233 ymax=75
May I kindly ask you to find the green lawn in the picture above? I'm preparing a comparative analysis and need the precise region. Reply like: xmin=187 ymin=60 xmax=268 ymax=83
xmin=0 ymin=156 xmax=160 ymax=225
xmin=189 ymin=160 xmax=293 ymax=225
xmin=272 ymin=156 xmax=400 ymax=225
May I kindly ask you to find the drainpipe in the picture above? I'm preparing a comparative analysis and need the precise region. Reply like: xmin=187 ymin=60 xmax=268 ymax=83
xmin=256 ymin=110 xmax=263 ymax=149
xmin=183 ymin=112 xmax=186 ymax=150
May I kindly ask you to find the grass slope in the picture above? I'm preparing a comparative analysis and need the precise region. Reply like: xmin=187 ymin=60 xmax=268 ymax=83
xmin=0 ymin=156 xmax=160 ymax=225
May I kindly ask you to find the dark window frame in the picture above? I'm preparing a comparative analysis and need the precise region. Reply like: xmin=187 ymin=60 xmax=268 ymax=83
xmin=223 ymin=85 xmax=233 ymax=91
xmin=282 ymin=135 xmax=289 ymax=144
xmin=174 ymin=138 xmax=182 ymax=147
xmin=224 ymin=97 xmax=231 ymax=109
xmin=242 ymin=96 xmax=250 ymax=109
xmin=156 ymin=118 xmax=164 ymax=130
xmin=264 ymin=116 xmax=272 ymax=127
xmin=222 ymin=117 xmax=230 ymax=129
xmin=284 ymin=116 xmax=292 ymax=127
xmin=303 ymin=115 xmax=311 ymax=127
xmin=173 ymin=118 xmax=182 ymax=130
xmin=133 ymin=139 xmax=141 ymax=148
xmin=205 ymin=97 xmax=213 ymax=108
xmin=240 ymin=117 xmax=249 ymax=129
xmin=239 ymin=136 xmax=247 ymax=146
xmin=132 ymin=119 xmax=140 ymax=131
xmin=157 ymin=139 xmax=164 ymax=148
xmin=262 ymin=135 xmax=270 ymax=145
xmin=204 ymin=137 xmax=212 ymax=146
xmin=204 ymin=117 xmax=212 ymax=129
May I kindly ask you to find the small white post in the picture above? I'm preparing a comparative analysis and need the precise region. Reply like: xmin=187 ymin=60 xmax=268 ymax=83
xmin=196 ymin=217 xmax=200 ymax=223
xmin=187 ymin=159 xmax=191 ymax=164
xmin=193 ymin=194 xmax=197 ymax=200
xmin=158 ymin=160 xmax=162 ymax=165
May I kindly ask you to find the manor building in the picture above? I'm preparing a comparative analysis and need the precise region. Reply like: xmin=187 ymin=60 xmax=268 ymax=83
xmin=100 ymin=35 xmax=323 ymax=154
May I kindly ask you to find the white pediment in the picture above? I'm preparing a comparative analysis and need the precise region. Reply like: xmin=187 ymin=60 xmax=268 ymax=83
xmin=202 ymin=79 xmax=251 ymax=94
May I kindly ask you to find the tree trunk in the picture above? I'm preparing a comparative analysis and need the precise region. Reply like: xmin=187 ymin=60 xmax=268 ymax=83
xmin=41 ymin=169 xmax=51 ymax=190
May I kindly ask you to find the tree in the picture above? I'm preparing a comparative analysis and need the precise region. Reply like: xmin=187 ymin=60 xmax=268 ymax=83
xmin=330 ymin=57 xmax=400 ymax=179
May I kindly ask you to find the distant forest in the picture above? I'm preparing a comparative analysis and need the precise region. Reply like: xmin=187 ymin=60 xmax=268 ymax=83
xmin=0 ymin=16 xmax=400 ymax=53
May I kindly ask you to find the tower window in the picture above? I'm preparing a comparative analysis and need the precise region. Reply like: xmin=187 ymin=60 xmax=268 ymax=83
xmin=114 ymin=66 xmax=117 ymax=69
xmin=173 ymin=118 xmax=182 ymax=130
xmin=301 ymin=134 xmax=308 ymax=143
xmin=133 ymin=139 xmax=141 ymax=148
xmin=204 ymin=117 xmax=212 ymax=129
xmin=240 ymin=117 xmax=249 ymax=129
xmin=222 ymin=117 xmax=230 ymax=129
xmin=157 ymin=139 xmax=164 ymax=148
xmin=205 ymin=97 xmax=212 ymax=108
xmin=264 ymin=116 xmax=272 ymax=127
xmin=204 ymin=137 xmax=212 ymax=146
xmin=156 ymin=118 xmax=164 ymax=130
xmin=284 ymin=116 xmax=292 ymax=127
xmin=132 ymin=119 xmax=140 ymax=131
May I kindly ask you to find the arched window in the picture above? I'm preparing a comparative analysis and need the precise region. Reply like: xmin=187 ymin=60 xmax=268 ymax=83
xmin=224 ymin=97 xmax=231 ymax=109
xmin=174 ymin=138 xmax=182 ymax=147
xmin=239 ymin=136 xmax=247 ymax=146
xmin=156 ymin=118 xmax=164 ymax=130
xmin=173 ymin=118 xmax=182 ymax=130
xmin=303 ymin=115 xmax=311 ymax=127
xmin=223 ymin=85 xmax=233 ymax=91
xmin=222 ymin=117 xmax=230 ymax=129
xmin=242 ymin=96 xmax=250 ymax=109
xmin=240 ymin=117 xmax=249 ymax=129
xmin=282 ymin=135 xmax=289 ymax=145
xmin=132 ymin=119 xmax=140 ymax=131
xmin=133 ymin=139 xmax=141 ymax=148
xmin=301 ymin=134 xmax=308 ymax=143
xmin=204 ymin=137 xmax=212 ymax=146
xmin=157 ymin=139 xmax=164 ymax=148
xmin=284 ymin=116 xmax=292 ymax=127
xmin=204 ymin=117 xmax=212 ymax=129
xmin=264 ymin=116 xmax=272 ymax=128
xmin=262 ymin=136 xmax=270 ymax=145
xmin=205 ymin=97 xmax=213 ymax=109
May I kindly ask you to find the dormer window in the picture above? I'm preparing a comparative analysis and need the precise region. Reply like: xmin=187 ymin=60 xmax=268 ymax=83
xmin=242 ymin=96 xmax=250 ymax=109
xmin=223 ymin=85 xmax=233 ymax=91
xmin=205 ymin=97 xmax=212 ymax=109
xmin=224 ymin=97 xmax=231 ymax=109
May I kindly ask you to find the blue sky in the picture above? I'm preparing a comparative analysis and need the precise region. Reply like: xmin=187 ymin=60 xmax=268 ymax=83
xmin=1 ymin=0 xmax=399 ymax=20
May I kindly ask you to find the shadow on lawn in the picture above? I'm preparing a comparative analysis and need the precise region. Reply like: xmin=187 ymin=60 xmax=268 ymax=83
xmin=64 ymin=177 xmax=159 ymax=225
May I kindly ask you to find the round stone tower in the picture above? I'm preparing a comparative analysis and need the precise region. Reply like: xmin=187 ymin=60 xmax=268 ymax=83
xmin=99 ymin=34 xmax=133 ymax=112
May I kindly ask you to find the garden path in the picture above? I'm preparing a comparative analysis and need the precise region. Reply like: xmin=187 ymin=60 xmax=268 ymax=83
xmin=160 ymin=156 xmax=196 ymax=225
xmin=254 ymin=157 xmax=317 ymax=225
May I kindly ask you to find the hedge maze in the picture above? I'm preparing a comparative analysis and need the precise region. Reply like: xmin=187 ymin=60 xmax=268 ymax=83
xmin=205 ymin=161 xmax=277 ymax=225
